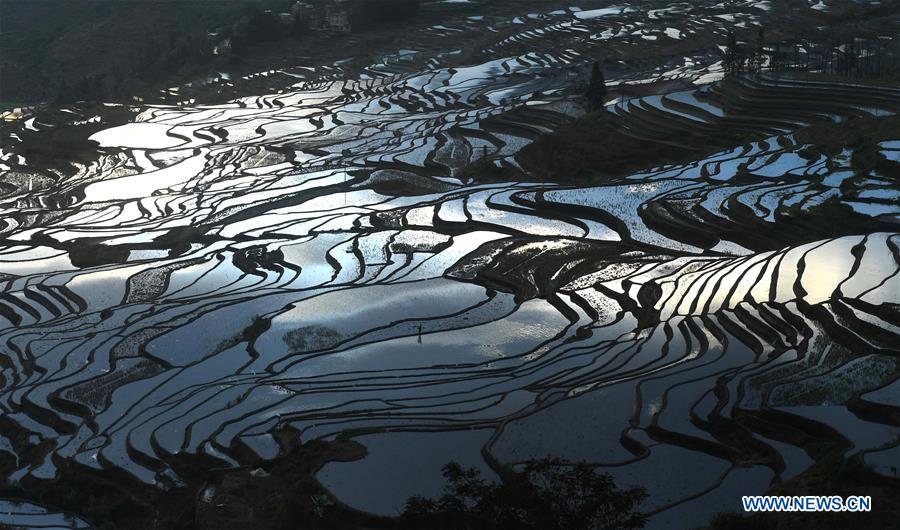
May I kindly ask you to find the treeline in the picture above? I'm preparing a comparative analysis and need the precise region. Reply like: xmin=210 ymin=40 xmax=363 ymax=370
xmin=724 ymin=29 xmax=900 ymax=79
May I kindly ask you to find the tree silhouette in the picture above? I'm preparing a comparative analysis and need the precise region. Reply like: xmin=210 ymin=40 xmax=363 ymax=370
xmin=753 ymin=28 xmax=765 ymax=72
xmin=725 ymin=30 xmax=741 ymax=75
xmin=402 ymin=459 xmax=648 ymax=530
xmin=585 ymin=61 xmax=607 ymax=110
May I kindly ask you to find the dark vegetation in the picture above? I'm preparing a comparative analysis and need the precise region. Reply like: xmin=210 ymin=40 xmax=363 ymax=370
xmin=720 ymin=0 xmax=900 ymax=79
xmin=3 ymin=431 xmax=895 ymax=530
xmin=401 ymin=460 xmax=648 ymax=530
xmin=723 ymin=28 xmax=900 ymax=79
xmin=0 ymin=0 xmax=421 ymax=106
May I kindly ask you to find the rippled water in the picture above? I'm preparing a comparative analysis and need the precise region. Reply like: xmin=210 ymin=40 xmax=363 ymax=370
xmin=1 ymin=2 xmax=899 ymax=528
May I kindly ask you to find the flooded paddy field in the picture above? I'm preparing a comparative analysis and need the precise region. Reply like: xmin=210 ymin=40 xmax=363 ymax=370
xmin=0 ymin=0 xmax=898 ymax=528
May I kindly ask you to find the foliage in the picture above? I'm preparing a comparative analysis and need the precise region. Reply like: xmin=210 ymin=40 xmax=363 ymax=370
xmin=585 ymin=62 xmax=607 ymax=110
xmin=724 ymin=30 xmax=744 ymax=76
xmin=722 ymin=24 xmax=900 ymax=78
xmin=401 ymin=459 xmax=648 ymax=530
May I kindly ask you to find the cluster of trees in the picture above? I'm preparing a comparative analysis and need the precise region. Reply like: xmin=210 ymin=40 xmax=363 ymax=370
xmin=724 ymin=29 xmax=766 ymax=76
xmin=402 ymin=460 xmax=648 ymax=530
xmin=724 ymin=28 xmax=900 ymax=78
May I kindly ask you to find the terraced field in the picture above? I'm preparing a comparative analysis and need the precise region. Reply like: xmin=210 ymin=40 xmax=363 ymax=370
xmin=0 ymin=0 xmax=898 ymax=528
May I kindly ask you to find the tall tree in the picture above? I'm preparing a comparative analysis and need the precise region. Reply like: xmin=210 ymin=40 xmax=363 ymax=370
xmin=754 ymin=27 xmax=765 ymax=72
xmin=585 ymin=61 xmax=607 ymax=110
xmin=725 ymin=30 xmax=740 ymax=75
